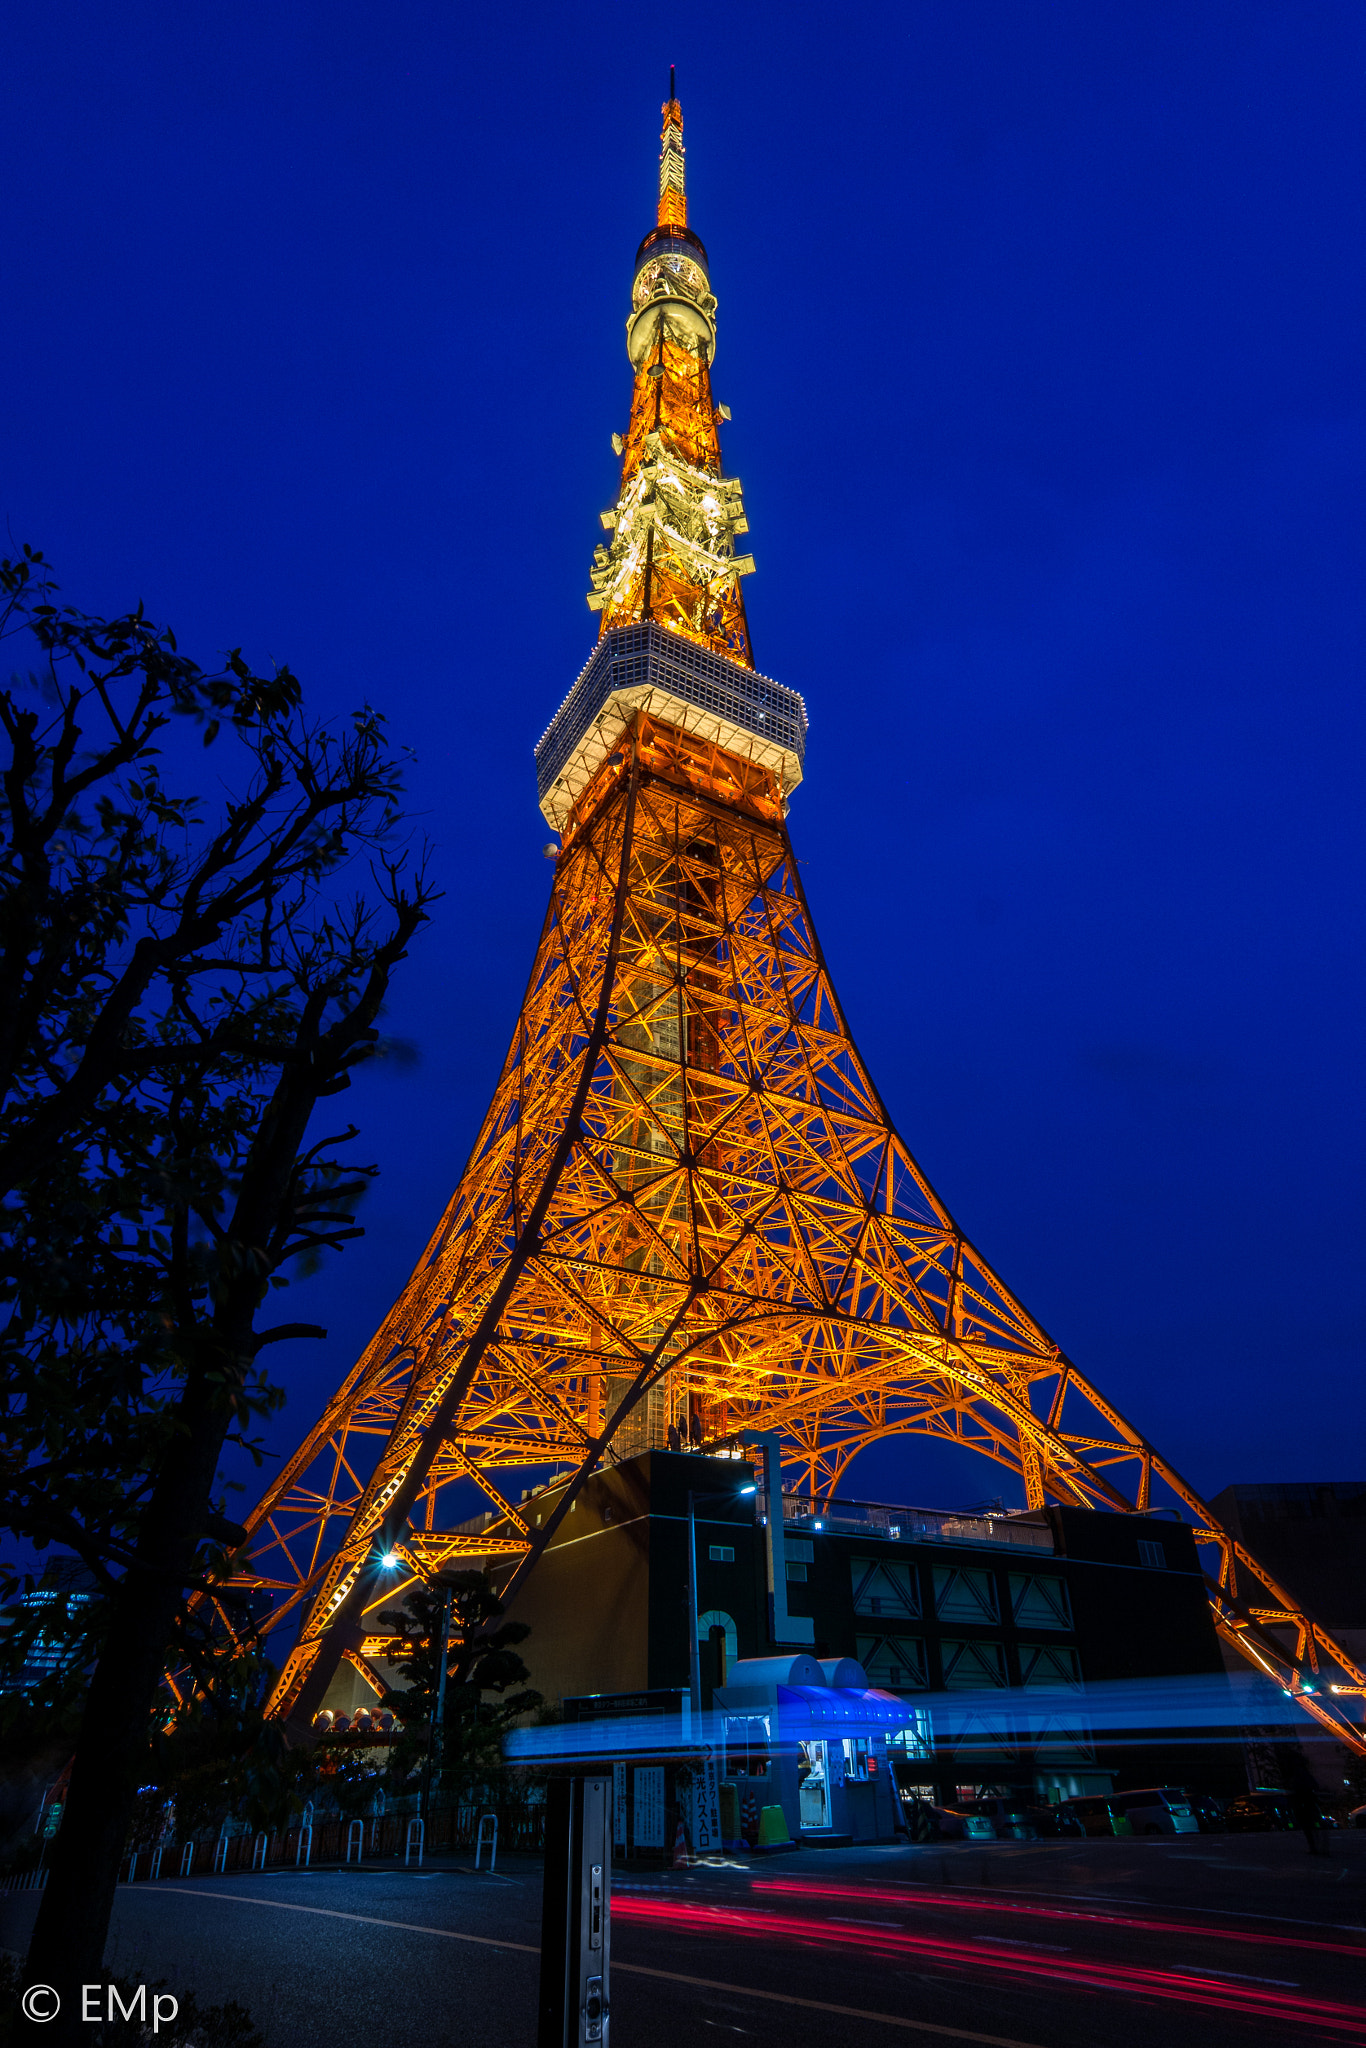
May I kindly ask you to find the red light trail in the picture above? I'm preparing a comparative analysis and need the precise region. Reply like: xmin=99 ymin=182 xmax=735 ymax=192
xmin=754 ymin=1876 xmax=1366 ymax=1959
xmin=610 ymin=1893 xmax=1366 ymax=2035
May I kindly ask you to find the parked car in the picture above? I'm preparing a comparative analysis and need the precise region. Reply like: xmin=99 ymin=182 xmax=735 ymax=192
xmin=1224 ymin=1791 xmax=1295 ymax=1832
xmin=963 ymin=1798 xmax=1038 ymax=1841
xmin=1112 ymin=1787 xmax=1200 ymax=1836
xmin=1024 ymin=1803 xmax=1086 ymax=1839
xmin=1348 ymin=1804 xmax=1366 ymax=1830
xmin=921 ymin=1802 xmax=996 ymax=1842
xmin=1188 ymin=1793 xmax=1228 ymax=1834
xmin=1059 ymin=1795 xmax=1135 ymax=1838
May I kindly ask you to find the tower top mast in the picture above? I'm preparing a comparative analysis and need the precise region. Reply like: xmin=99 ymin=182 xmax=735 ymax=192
xmin=658 ymin=68 xmax=686 ymax=229
xmin=578 ymin=81 xmax=762 ymax=682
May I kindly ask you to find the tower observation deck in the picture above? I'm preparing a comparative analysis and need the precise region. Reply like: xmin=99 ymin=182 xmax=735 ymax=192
xmin=227 ymin=81 xmax=1366 ymax=1753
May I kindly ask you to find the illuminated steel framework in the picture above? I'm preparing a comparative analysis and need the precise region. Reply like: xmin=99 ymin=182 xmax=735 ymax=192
xmin=232 ymin=84 xmax=1365 ymax=1751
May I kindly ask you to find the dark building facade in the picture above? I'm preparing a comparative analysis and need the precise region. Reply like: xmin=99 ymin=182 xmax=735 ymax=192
xmin=1209 ymin=1482 xmax=1366 ymax=1674
xmin=1207 ymin=1481 xmax=1366 ymax=1794
xmin=499 ymin=1450 xmax=1240 ymax=1804
xmin=0 ymin=1555 xmax=98 ymax=1694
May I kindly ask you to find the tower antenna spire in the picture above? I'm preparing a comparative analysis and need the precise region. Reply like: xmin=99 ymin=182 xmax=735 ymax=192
xmin=657 ymin=69 xmax=686 ymax=228
xmin=584 ymin=82 xmax=751 ymax=663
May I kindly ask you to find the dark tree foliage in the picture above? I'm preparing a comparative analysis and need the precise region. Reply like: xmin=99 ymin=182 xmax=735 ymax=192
xmin=0 ymin=550 xmax=436 ymax=2031
xmin=377 ymin=1571 xmax=542 ymax=1788
xmin=136 ymin=1654 xmax=313 ymax=1843
xmin=132 ymin=1658 xmax=394 ymax=1846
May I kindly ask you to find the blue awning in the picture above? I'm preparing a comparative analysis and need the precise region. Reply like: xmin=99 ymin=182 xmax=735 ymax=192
xmin=760 ymin=1686 xmax=923 ymax=1736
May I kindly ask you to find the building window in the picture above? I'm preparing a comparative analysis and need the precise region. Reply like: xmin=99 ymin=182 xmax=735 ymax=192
xmin=1018 ymin=1643 xmax=1082 ymax=1688
xmin=887 ymin=1710 xmax=935 ymax=1763
xmin=852 ymin=1557 xmax=919 ymax=1619
xmin=940 ymin=1639 xmax=1008 ymax=1689
xmin=709 ymin=1544 xmax=735 ymax=1563
xmin=1008 ymin=1573 xmax=1073 ymax=1629
xmin=1137 ymin=1539 xmax=1166 ymax=1568
xmin=933 ymin=1566 xmax=1000 ymax=1623
xmin=785 ymin=1560 xmax=808 ymax=1582
xmin=856 ymin=1633 xmax=928 ymax=1691
xmin=724 ymin=1714 xmax=770 ymax=1777
xmin=698 ymin=1608 xmax=737 ymax=1678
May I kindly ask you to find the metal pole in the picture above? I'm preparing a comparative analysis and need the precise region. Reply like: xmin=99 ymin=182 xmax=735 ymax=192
xmin=742 ymin=1430 xmax=814 ymax=1647
xmin=434 ymin=1582 xmax=454 ymax=1732
xmin=431 ymin=1579 xmax=455 ymax=1812
xmin=686 ymin=1491 xmax=701 ymax=1727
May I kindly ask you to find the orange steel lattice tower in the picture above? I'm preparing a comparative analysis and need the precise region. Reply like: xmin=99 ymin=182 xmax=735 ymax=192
xmin=239 ymin=83 xmax=1366 ymax=1750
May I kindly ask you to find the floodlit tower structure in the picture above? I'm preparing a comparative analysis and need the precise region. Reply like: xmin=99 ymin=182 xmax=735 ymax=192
xmin=235 ymin=81 xmax=1366 ymax=1750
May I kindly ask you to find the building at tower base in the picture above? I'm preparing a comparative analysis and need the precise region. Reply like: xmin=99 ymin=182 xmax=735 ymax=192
xmin=358 ymin=1450 xmax=1241 ymax=1842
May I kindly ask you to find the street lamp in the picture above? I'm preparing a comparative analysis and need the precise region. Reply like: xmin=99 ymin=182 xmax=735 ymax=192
xmin=373 ymin=1546 xmax=462 ymax=1819
xmin=422 ymin=1569 xmax=467 ymax=1821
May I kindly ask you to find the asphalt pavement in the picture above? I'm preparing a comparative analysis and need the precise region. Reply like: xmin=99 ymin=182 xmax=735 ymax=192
xmin=5 ymin=1830 xmax=1366 ymax=2047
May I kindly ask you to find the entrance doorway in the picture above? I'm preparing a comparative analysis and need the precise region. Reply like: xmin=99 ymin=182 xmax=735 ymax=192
xmin=799 ymin=1740 xmax=829 ymax=1827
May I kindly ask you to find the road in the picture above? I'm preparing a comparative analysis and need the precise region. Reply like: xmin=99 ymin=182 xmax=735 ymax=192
xmin=5 ymin=1831 xmax=1366 ymax=2046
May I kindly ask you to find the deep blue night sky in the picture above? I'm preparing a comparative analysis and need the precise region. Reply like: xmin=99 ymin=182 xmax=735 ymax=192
xmin=5 ymin=3 xmax=1365 ymax=1517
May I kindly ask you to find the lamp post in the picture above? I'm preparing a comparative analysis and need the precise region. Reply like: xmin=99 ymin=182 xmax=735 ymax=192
xmin=378 ymin=1548 xmax=462 ymax=1822
xmin=683 ymin=1473 xmax=758 ymax=1865
xmin=426 ymin=1574 xmax=459 ymax=1819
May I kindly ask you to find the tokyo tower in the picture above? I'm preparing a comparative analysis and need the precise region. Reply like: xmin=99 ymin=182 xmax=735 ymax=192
xmin=236 ymin=79 xmax=1365 ymax=1751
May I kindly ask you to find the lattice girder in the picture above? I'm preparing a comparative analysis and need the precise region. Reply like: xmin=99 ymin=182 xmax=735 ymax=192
xmin=222 ymin=714 xmax=1365 ymax=1752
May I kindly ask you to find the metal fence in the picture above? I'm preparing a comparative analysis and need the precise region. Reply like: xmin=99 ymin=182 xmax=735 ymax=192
xmin=105 ymin=1801 xmax=547 ymax=1881
xmin=780 ymin=1492 xmax=1056 ymax=1554
xmin=1 ymin=1795 xmax=550 ymax=1896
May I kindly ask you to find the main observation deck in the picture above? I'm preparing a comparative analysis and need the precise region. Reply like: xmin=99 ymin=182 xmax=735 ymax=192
xmin=535 ymin=622 xmax=808 ymax=834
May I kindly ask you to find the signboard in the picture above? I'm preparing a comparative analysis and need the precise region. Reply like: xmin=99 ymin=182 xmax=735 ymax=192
xmin=632 ymin=1766 xmax=665 ymax=1849
xmin=612 ymin=1762 xmax=627 ymax=1848
xmin=691 ymin=1749 xmax=721 ymax=1855
xmin=564 ymin=1689 xmax=686 ymax=1724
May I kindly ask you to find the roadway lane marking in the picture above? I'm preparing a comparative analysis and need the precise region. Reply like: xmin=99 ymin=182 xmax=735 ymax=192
xmin=976 ymin=1939 xmax=1070 ymax=1953
xmin=145 ymin=1887 xmax=539 ymax=1955
xmin=828 ymin=1918 xmax=903 ymax=1928
xmin=1172 ymin=1969 xmax=1300 ymax=1988
xmin=142 ymin=1887 xmax=1047 ymax=2047
xmin=599 ymin=1961 xmax=1048 ymax=2046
